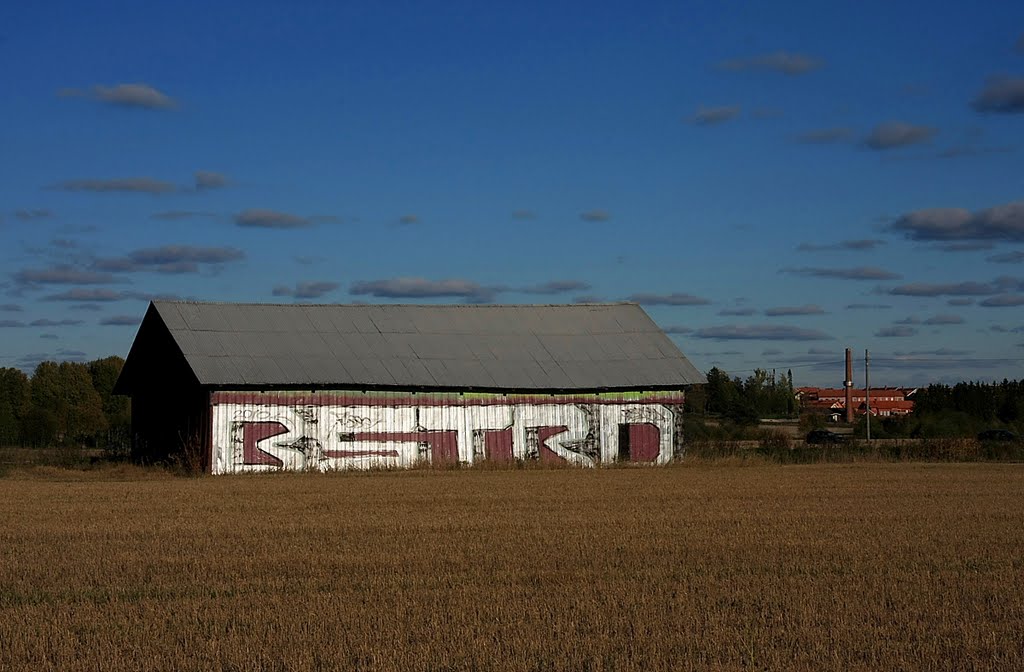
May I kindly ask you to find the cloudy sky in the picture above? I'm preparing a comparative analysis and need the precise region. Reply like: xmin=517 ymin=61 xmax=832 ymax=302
xmin=2 ymin=1 xmax=1023 ymax=386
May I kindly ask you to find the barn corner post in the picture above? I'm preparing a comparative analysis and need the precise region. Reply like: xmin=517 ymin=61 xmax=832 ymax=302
xmin=672 ymin=389 xmax=687 ymax=461
xmin=204 ymin=389 xmax=215 ymax=474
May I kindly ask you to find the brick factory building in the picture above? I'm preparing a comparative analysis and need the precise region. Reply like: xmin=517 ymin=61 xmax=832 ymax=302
xmin=796 ymin=386 xmax=916 ymax=418
xmin=114 ymin=301 xmax=705 ymax=473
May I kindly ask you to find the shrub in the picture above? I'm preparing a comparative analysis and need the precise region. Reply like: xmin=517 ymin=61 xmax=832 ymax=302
xmin=758 ymin=429 xmax=791 ymax=451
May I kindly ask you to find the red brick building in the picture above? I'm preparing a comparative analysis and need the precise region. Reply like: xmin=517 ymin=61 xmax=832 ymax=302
xmin=796 ymin=387 xmax=915 ymax=418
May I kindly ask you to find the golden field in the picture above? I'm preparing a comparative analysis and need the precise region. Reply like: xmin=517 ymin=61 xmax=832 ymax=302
xmin=1 ymin=463 xmax=1022 ymax=671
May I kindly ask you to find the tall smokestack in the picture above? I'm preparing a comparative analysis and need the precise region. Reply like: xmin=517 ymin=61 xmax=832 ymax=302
xmin=844 ymin=348 xmax=854 ymax=423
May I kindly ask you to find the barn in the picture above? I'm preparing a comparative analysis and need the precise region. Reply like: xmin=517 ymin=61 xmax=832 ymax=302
xmin=113 ymin=301 xmax=705 ymax=473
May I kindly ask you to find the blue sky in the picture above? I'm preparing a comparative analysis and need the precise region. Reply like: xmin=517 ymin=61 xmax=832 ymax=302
xmin=2 ymin=0 xmax=1023 ymax=387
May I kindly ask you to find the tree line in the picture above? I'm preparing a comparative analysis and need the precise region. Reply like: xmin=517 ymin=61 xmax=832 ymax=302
xmin=686 ymin=368 xmax=1024 ymax=441
xmin=685 ymin=367 xmax=797 ymax=421
xmin=913 ymin=380 xmax=1024 ymax=423
xmin=860 ymin=379 xmax=1024 ymax=439
xmin=0 ymin=357 xmax=129 ymax=451
xmin=4 ymin=356 xmax=1019 ymax=451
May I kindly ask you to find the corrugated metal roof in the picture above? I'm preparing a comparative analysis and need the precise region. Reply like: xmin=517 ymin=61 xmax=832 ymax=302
xmin=143 ymin=301 xmax=705 ymax=390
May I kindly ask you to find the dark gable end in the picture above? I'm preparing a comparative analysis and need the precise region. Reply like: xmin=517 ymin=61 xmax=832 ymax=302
xmin=114 ymin=303 xmax=209 ymax=466
xmin=126 ymin=301 xmax=704 ymax=392
xmin=113 ymin=303 xmax=199 ymax=396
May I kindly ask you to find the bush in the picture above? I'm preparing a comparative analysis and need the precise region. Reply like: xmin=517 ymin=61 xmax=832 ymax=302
xmin=798 ymin=412 xmax=827 ymax=434
xmin=758 ymin=429 xmax=791 ymax=451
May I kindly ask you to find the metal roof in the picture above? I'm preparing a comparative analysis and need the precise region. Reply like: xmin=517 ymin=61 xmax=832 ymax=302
xmin=130 ymin=301 xmax=704 ymax=390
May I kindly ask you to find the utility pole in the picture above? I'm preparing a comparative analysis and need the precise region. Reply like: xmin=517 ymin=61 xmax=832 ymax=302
xmin=844 ymin=348 xmax=854 ymax=424
xmin=865 ymin=349 xmax=871 ymax=441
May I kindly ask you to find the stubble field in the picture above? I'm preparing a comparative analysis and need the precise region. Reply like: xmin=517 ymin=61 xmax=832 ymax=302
xmin=1 ymin=463 xmax=1022 ymax=671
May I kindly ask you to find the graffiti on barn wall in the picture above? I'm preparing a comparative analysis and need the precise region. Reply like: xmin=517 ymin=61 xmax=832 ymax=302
xmin=210 ymin=403 xmax=677 ymax=473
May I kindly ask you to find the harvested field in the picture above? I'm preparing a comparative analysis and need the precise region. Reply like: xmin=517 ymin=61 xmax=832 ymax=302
xmin=2 ymin=463 xmax=1023 ymax=671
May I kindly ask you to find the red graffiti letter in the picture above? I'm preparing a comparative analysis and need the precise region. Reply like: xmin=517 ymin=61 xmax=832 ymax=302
xmin=334 ymin=431 xmax=460 ymax=463
xmin=241 ymin=421 xmax=288 ymax=466
xmin=538 ymin=426 xmax=569 ymax=463
xmin=483 ymin=429 xmax=513 ymax=462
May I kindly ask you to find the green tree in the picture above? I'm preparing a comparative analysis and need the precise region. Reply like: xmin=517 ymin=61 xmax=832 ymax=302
xmin=30 ymin=361 xmax=107 ymax=445
xmin=89 ymin=357 xmax=129 ymax=424
xmin=29 ymin=361 xmax=62 ymax=436
xmin=725 ymin=399 xmax=760 ymax=426
xmin=684 ymin=384 xmax=707 ymax=415
xmin=911 ymin=379 xmax=1024 ymax=436
xmin=742 ymin=368 xmax=771 ymax=415
xmin=785 ymin=370 xmax=796 ymax=416
xmin=705 ymin=367 xmax=739 ymax=415
xmin=0 ymin=367 xmax=30 ymax=445
xmin=60 ymin=362 xmax=108 ymax=443
xmin=89 ymin=356 xmax=130 ymax=454
xmin=22 ymin=406 xmax=59 ymax=447
xmin=737 ymin=368 xmax=796 ymax=419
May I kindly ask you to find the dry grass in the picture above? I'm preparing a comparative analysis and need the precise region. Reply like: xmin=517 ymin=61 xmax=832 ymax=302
xmin=2 ymin=464 xmax=1023 ymax=671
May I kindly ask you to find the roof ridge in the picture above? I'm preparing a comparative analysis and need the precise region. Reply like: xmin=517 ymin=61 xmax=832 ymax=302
xmin=153 ymin=300 xmax=642 ymax=308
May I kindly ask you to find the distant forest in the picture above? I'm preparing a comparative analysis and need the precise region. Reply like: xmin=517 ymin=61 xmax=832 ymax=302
xmin=0 ymin=357 xmax=129 ymax=451
xmin=686 ymin=368 xmax=1023 ymax=439
xmin=1 ymin=360 xmax=1022 ymax=449
xmin=684 ymin=367 xmax=797 ymax=422
xmin=866 ymin=380 xmax=1024 ymax=439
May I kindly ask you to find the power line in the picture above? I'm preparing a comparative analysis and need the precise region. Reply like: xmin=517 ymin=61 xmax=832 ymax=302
xmin=705 ymin=360 xmax=845 ymax=376
xmin=870 ymin=357 xmax=1024 ymax=365
xmin=705 ymin=355 xmax=1024 ymax=377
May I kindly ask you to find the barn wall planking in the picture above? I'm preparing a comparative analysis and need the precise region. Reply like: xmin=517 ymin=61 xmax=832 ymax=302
xmin=209 ymin=390 xmax=684 ymax=473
